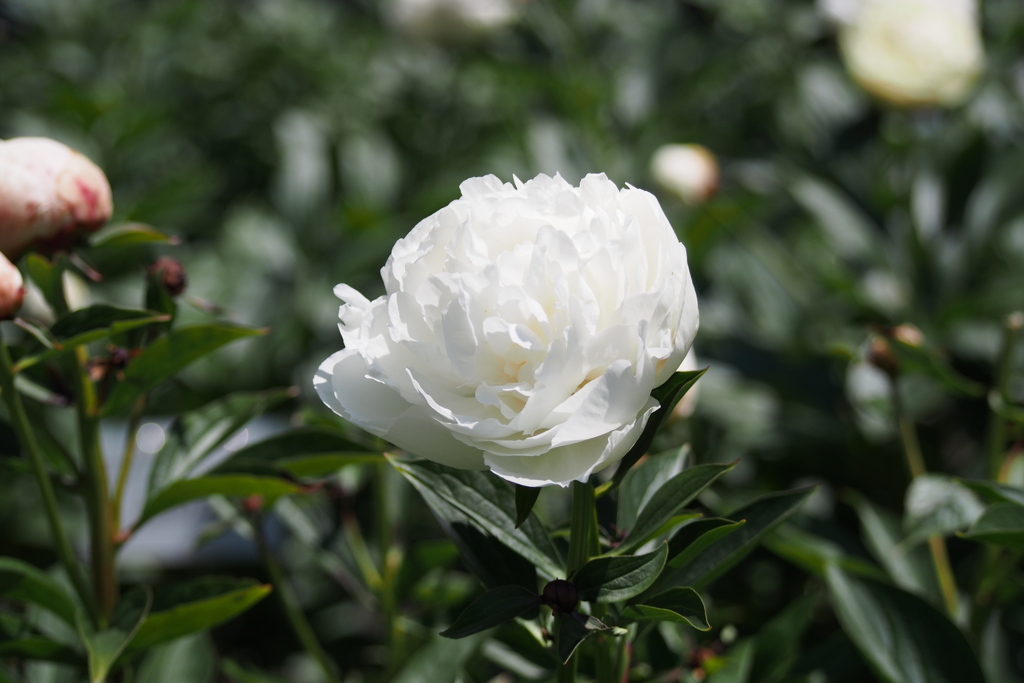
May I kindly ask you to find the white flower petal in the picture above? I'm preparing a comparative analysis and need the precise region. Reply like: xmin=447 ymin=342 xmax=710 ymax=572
xmin=483 ymin=398 xmax=660 ymax=487
xmin=315 ymin=350 xmax=485 ymax=469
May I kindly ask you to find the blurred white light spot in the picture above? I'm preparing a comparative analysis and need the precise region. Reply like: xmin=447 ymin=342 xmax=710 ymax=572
xmin=223 ymin=429 xmax=249 ymax=452
xmin=136 ymin=423 xmax=166 ymax=454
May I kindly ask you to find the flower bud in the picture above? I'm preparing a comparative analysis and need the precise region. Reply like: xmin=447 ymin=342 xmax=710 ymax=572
xmin=147 ymin=257 xmax=187 ymax=297
xmin=890 ymin=323 xmax=924 ymax=348
xmin=388 ymin=0 xmax=519 ymax=43
xmin=0 ymin=252 xmax=25 ymax=320
xmin=650 ymin=144 xmax=719 ymax=205
xmin=0 ymin=137 xmax=113 ymax=260
xmin=867 ymin=336 xmax=898 ymax=377
xmin=837 ymin=0 xmax=984 ymax=108
xmin=541 ymin=579 xmax=579 ymax=615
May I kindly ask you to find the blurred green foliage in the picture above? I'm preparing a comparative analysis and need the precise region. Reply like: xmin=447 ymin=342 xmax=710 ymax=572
xmin=4 ymin=0 xmax=1024 ymax=681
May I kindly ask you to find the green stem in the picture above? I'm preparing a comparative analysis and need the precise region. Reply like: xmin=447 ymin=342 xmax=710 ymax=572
xmin=375 ymin=462 xmax=402 ymax=669
xmin=113 ymin=397 xmax=146 ymax=531
xmin=566 ymin=480 xmax=612 ymax=683
xmin=52 ymin=261 xmax=117 ymax=622
xmin=255 ymin=514 xmax=341 ymax=683
xmin=0 ymin=330 xmax=96 ymax=623
xmin=72 ymin=346 xmax=117 ymax=624
xmin=986 ymin=312 xmax=1023 ymax=481
xmin=595 ymin=633 xmax=616 ymax=683
xmin=891 ymin=380 xmax=959 ymax=617
xmin=557 ymin=652 xmax=578 ymax=683
xmin=567 ymin=480 xmax=599 ymax=573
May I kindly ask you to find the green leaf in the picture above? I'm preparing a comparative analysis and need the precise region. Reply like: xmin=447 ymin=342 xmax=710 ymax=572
xmin=988 ymin=391 xmax=1024 ymax=424
xmin=78 ymin=590 xmax=150 ymax=683
xmin=665 ymin=518 xmax=745 ymax=570
xmin=441 ymin=586 xmax=540 ymax=639
xmin=555 ymin=614 xmax=592 ymax=664
xmin=24 ymin=253 xmax=63 ymax=311
xmin=618 ymin=463 xmax=733 ymax=554
xmin=13 ymin=318 xmax=58 ymax=349
xmin=612 ymin=370 xmax=706 ymax=487
xmin=0 ymin=637 xmax=81 ymax=664
xmin=14 ymin=308 xmax=170 ymax=373
xmin=412 ymin=483 xmax=539 ymax=591
xmin=707 ymin=638 xmax=754 ymax=683
xmin=147 ymin=388 xmax=297 ymax=495
xmin=102 ymin=324 xmax=265 ymax=415
xmin=959 ymin=502 xmax=1024 ymax=549
xmin=88 ymin=223 xmax=174 ymax=248
xmin=221 ymin=657 xmax=288 ymax=683
xmin=390 ymin=457 xmax=564 ymax=579
xmin=616 ymin=446 xmax=690 ymax=534
xmin=763 ymin=524 xmax=888 ymax=580
xmin=846 ymin=492 xmax=943 ymax=603
xmin=825 ymin=565 xmax=985 ymax=683
xmin=391 ymin=635 xmax=482 ymax=683
xmin=49 ymin=305 xmax=165 ymax=340
xmin=139 ymin=475 xmax=301 ymax=525
xmin=904 ymin=474 xmax=984 ymax=545
xmin=573 ymin=544 xmax=668 ymax=603
xmin=889 ymin=340 xmax=984 ymax=398
xmin=749 ymin=595 xmax=817 ymax=683
xmin=790 ymin=174 xmax=877 ymax=260
xmin=0 ymin=558 xmax=79 ymax=625
xmin=623 ymin=587 xmax=709 ymax=630
xmin=126 ymin=579 xmax=272 ymax=654
xmin=214 ymin=427 xmax=377 ymax=477
xmin=957 ymin=479 xmax=1024 ymax=507
xmin=136 ymin=633 xmax=216 ymax=683
xmin=653 ymin=488 xmax=815 ymax=593
xmin=514 ymin=485 xmax=541 ymax=530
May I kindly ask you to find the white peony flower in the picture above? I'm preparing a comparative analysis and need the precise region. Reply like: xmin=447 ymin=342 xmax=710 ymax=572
xmin=316 ymin=173 xmax=698 ymax=487
xmin=650 ymin=144 xmax=719 ymax=206
xmin=388 ymin=0 xmax=519 ymax=42
xmin=836 ymin=0 xmax=984 ymax=108
xmin=0 ymin=252 xmax=24 ymax=320
xmin=0 ymin=137 xmax=113 ymax=260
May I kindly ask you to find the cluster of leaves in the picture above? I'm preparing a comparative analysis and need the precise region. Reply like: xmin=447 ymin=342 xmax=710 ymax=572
xmin=0 ymin=225 xmax=390 ymax=682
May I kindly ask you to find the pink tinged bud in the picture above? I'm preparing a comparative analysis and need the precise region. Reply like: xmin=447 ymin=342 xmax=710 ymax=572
xmin=0 ymin=252 xmax=25 ymax=319
xmin=0 ymin=137 xmax=113 ymax=260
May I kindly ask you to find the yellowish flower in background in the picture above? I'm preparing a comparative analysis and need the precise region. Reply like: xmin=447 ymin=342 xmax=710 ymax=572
xmin=835 ymin=0 xmax=984 ymax=107
xmin=388 ymin=0 xmax=519 ymax=42
xmin=650 ymin=144 xmax=719 ymax=206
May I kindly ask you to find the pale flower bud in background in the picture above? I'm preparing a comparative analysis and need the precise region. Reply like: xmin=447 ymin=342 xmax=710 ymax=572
xmin=0 ymin=137 xmax=113 ymax=260
xmin=650 ymin=144 xmax=719 ymax=205
xmin=0 ymin=252 xmax=25 ymax=319
xmin=836 ymin=0 xmax=984 ymax=108
xmin=387 ymin=0 xmax=519 ymax=42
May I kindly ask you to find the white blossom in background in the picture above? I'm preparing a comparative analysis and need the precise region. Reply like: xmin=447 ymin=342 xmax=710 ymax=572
xmin=388 ymin=0 xmax=519 ymax=42
xmin=0 ymin=137 xmax=113 ymax=260
xmin=650 ymin=144 xmax=719 ymax=205
xmin=830 ymin=0 xmax=984 ymax=108
xmin=0 ymin=252 xmax=24 ymax=319
xmin=316 ymin=173 xmax=698 ymax=487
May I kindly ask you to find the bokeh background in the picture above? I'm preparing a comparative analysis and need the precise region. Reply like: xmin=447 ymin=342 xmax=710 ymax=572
xmin=2 ymin=0 xmax=1024 ymax=681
